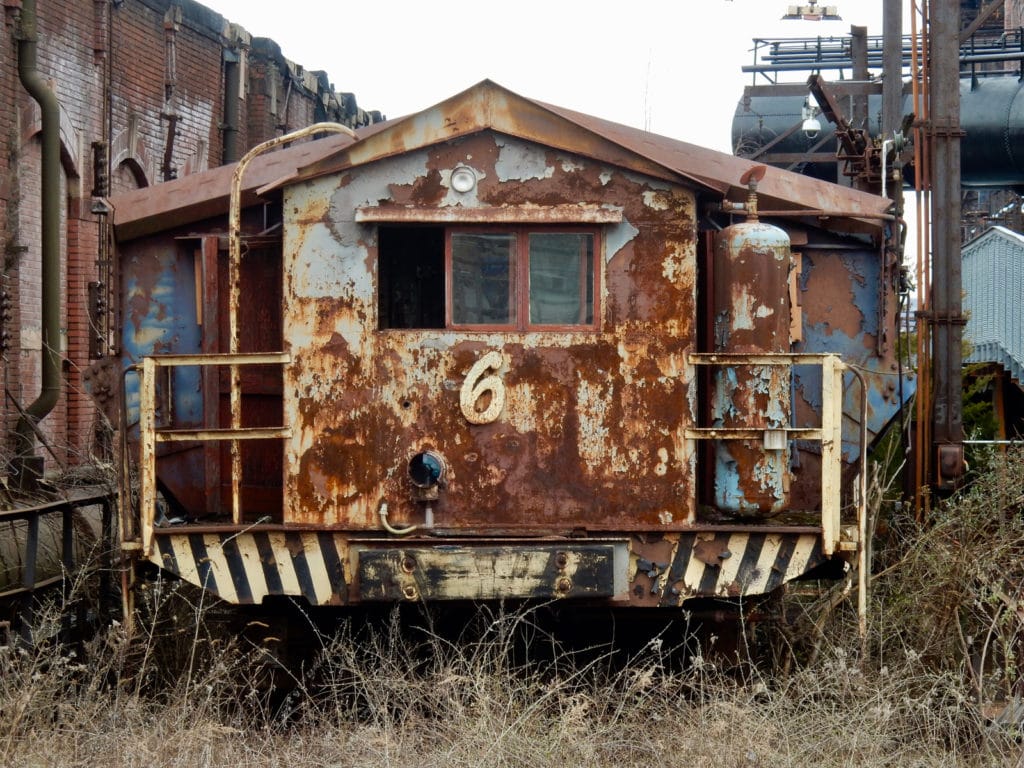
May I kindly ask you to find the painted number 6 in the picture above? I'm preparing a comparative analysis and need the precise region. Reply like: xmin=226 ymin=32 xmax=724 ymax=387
xmin=460 ymin=351 xmax=505 ymax=425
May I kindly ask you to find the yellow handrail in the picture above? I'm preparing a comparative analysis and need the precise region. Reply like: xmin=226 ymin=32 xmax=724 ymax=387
xmin=137 ymin=353 xmax=291 ymax=556
xmin=685 ymin=352 xmax=854 ymax=557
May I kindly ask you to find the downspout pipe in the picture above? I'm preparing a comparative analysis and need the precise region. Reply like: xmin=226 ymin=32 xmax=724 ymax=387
xmin=15 ymin=0 xmax=62 ymax=459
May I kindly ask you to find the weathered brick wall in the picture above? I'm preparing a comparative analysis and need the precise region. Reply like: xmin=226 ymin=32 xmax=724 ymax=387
xmin=247 ymin=37 xmax=381 ymax=149
xmin=1006 ymin=0 xmax=1022 ymax=27
xmin=1 ymin=0 xmax=380 ymax=475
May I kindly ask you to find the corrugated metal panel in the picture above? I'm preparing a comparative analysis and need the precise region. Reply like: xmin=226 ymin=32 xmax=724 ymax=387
xmin=963 ymin=225 xmax=1024 ymax=384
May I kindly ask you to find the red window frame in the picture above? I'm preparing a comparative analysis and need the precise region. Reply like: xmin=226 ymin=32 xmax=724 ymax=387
xmin=445 ymin=226 xmax=600 ymax=332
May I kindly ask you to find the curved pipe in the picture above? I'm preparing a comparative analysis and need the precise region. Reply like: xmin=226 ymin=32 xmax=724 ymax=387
xmin=14 ymin=0 xmax=62 ymax=457
xmin=226 ymin=123 xmax=357 ymax=522
xmin=378 ymin=501 xmax=416 ymax=536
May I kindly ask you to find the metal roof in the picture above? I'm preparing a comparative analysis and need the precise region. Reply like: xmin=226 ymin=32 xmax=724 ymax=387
xmin=112 ymin=79 xmax=891 ymax=241
xmin=963 ymin=225 xmax=1024 ymax=385
xmin=110 ymin=128 xmax=374 ymax=241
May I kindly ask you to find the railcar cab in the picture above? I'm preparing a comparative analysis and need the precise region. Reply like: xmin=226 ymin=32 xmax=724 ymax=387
xmin=105 ymin=81 xmax=906 ymax=613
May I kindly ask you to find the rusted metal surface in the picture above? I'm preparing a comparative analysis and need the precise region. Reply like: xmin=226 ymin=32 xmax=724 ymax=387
xmin=929 ymin=0 xmax=965 ymax=487
xmin=111 ymin=82 xmax=891 ymax=244
xmin=111 ymin=80 xmax=915 ymax=611
xmin=711 ymin=219 xmax=793 ymax=516
xmin=356 ymin=544 xmax=625 ymax=602
xmin=688 ymin=353 xmax=847 ymax=556
xmin=355 ymin=204 xmax=623 ymax=224
xmin=286 ymin=81 xmax=892 ymax=231
xmin=0 ymin=488 xmax=111 ymax=593
xmin=118 ymin=224 xmax=289 ymax=522
xmin=111 ymin=128 xmax=373 ymax=241
xmin=783 ymin=228 xmax=912 ymax=514
xmin=283 ymin=130 xmax=698 ymax=532
xmin=119 ymin=236 xmax=207 ymax=515
xmin=628 ymin=530 xmax=828 ymax=603
xmin=137 ymin=352 xmax=290 ymax=556
xmin=228 ymin=125 xmax=357 ymax=523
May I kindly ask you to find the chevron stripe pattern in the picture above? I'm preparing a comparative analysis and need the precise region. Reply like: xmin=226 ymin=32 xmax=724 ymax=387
xmin=149 ymin=530 xmax=827 ymax=606
xmin=650 ymin=532 xmax=826 ymax=606
xmin=153 ymin=531 xmax=347 ymax=606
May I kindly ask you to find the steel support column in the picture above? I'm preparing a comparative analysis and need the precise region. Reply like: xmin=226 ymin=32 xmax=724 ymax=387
xmin=882 ymin=0 xmax=903 ymax=139
xmin=929 ymin=0 xmax=965 ymax=485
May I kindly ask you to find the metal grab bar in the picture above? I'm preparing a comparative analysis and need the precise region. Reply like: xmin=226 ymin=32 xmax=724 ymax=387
xmin=685 ymin=352 xmax=849 ymax=557
xmin=137 ymin=352 xmax=290 ymax=556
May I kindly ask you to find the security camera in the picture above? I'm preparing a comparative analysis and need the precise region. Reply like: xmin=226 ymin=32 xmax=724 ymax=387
xmin=801 ymin=97 xmax=821 ymax=140
xmin=802 ymin=116 xmax=822 ymax=140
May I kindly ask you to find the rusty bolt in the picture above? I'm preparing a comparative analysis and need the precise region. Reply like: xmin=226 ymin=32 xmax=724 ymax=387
xmin=556 ymin=577 xmax=572 ymax=594
xmin=555 ymin=551 xmax=569 ymax=569
xmin=401 ymin=555 xmax=416 ymax=573
xmin=403 ymin=584 xmax=418 ymax=600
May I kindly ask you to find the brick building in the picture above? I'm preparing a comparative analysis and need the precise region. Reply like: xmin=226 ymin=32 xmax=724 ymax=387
xmin=1 ymin=0 xmax=380 ymax=480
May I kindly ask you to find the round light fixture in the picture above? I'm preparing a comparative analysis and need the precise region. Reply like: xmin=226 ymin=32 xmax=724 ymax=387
xmin=450 ymin=166 xmax=476 ymax=194
xmin=801 ymin=116 xmax=822 ymax=140
xmin=409 ymin=451 xmax=446 ymax=489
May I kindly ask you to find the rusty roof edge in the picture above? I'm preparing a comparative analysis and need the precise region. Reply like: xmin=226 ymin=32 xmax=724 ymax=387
xmin=258 ymin=121 xmax=485 ymax=195
xmin=266 ymin=80 xmax=708 ymax=194
xmin=533 ymin=97 xmax=891 ymax=226
xmin=112 ymin=81 xmax=890 ymax=242
xmin=519 ymin=96 xmax=731 ymax=196
xmin=110 ymin=129 xmax=364 ymax=241
xmin=266 ymin=81 xmax=502 ymax=189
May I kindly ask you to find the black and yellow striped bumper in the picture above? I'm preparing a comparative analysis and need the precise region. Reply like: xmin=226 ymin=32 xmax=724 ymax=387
xmin=148 ymin=529 xmax=829 ymax=607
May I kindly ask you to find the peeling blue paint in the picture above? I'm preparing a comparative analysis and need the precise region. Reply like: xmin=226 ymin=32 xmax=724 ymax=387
xmin=839 ymin=252 xmax=880 ymax=338
xmin=121 ymin=252 xmax=202 ymax=428
xmin=798 ymin=318 xmax=916 ymax=463
xmin=605 ymin=219 xmax=640 ymax=263
xmin=714 ymin=448 xmax=758 ymax=514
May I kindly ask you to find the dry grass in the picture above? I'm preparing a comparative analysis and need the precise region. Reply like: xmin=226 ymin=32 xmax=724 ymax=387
xmin=3 ymin=454 xmax=1024 ymax=767
xmin=3 ymin=613 xmax=1016 ymax=768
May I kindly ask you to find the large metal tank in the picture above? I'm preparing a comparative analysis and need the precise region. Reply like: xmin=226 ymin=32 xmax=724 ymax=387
xmin=712 ymin=217 xmax=792 ymax=517
xmin=732 ymin=76 xmax=1024 ymax=188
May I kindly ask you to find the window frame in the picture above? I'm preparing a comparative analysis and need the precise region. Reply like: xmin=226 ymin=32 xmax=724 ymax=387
xmin=444 ymin=225 xmax=601 ymax=332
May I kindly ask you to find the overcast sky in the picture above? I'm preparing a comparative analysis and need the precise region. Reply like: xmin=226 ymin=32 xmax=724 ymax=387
xmin=207 ymin=0 xmax=902 ymax=153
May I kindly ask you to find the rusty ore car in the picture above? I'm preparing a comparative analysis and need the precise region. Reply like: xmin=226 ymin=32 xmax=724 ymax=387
xmin=95 ymin=80 xmax=909 ymax=614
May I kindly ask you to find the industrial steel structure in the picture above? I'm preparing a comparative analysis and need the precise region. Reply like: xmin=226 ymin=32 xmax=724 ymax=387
xmin=734 ymin=0 xmax=1024 ymax=511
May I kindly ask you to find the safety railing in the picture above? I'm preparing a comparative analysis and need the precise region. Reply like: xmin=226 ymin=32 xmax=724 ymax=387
xmin=137 ymin=352 xmax=290 ymax=556
xmin=685 ymin=352 xmax=852 ymax=557
xmin=0 ymin=488 xmax=115 ymax=643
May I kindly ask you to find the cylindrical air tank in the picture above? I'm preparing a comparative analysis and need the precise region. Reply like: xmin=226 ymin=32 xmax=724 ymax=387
xmin=712 ymin=215 xmax=793 ymax=518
